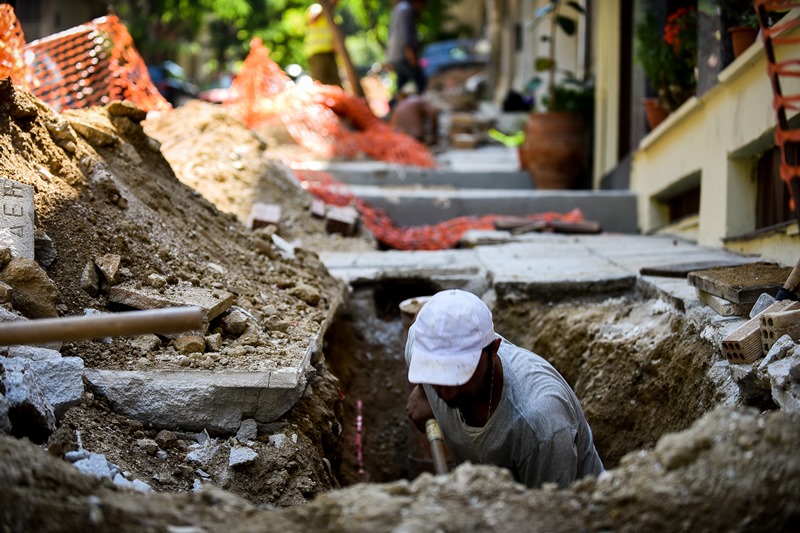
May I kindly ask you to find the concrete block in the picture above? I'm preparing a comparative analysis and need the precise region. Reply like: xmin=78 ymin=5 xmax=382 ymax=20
xmin=760 ymin=309 xmax=800 ymax=354
xmin=109 ymin=282 xmax=234 ymax=323
xmin=84 ymin=369 xmax=303 ymax=433
xmin=21 ymin=356 xmax=84 ymax=418
xmin=0 ymin=179 xmax=35 ymax=259
xmin=73 ymin=452 xmax=113 ymax=478
xmin=310 ymin=198 xmax=326 ymax=219
xmin=325 ymin=206 xmax=359 ymax=237
xmin=247 ymin=202 xmax=281 ymax=230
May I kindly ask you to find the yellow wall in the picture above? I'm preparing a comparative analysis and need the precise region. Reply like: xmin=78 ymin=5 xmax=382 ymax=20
xmin=630 ymin=22 xmax=800 ymax=255
xmin=593 ymin=1 xmax=622 ymax=185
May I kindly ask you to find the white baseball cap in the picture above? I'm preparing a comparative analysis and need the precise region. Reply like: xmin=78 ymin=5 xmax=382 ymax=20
xmin=408 ymin=289 xmax=496 ymax=386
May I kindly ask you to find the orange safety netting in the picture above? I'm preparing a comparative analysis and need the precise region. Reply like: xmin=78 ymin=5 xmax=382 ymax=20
xmin=225 ymin=38 xmax=437 ymax=168
xmin=0 ymin=5 xmax=35 ymax=89
xmin=295 ymin=169 xmax=586 ymax=250
xmin=0 ymin=8 xmax=169 ymax=113
xmin=755 ymin=0 xmax=800 ymax=213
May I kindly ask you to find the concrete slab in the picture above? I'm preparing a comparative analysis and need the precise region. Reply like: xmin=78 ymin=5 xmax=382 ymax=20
xmin=346 ymin=186 xmax=638 ymax=234
xmin=295 ymin=161 xmax=531 ymax=190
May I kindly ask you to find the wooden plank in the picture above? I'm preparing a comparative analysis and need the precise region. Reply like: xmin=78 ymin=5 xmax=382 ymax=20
xmin=640 ymin=260 xmax=751 ymax=278
xmin=686 ymin=262 xmax=792 ymax=305
xmin=696 ymin=289 xmax=747 ymax=316
xmin=549 ymin=220 xmax=602 ymax=234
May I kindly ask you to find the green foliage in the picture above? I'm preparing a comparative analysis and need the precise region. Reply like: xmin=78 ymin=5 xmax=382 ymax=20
xmin=115 ymin=0 xmax=460 ymax=85
xmin=634 ymin=7 xmax=697 ymax=111
xmin=717 ymin=0 xmax=759 ymax=28
xmin=529 ymin=0 xmax=588 ymax=112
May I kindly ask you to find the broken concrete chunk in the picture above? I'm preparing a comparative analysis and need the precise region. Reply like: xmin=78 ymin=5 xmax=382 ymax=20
xmin=109 ymin=281 xmax=234 ymax=323
xmin=12 ymin=355 xmax=85 ymax=418
xmin=768 ymin=351 xmax=800 ymax=413
xmin=236 ymin=418 xmax=258 ymax=442
xmin=289 ymin=283 xmax=321 ymax=306
xmin=0 ymin=395 xmax=11 ymax=434
xmin=229 ymin=446 xmax=258 ymax=468
xmin=106 ymin=100 xmax=147 ymax=122
xmin=34 ymin=230 xmax=57 ymax=269
xmin=136 ymin=438 xmax=160 ymax=456
xmin=0 ymin=179 xmax=35 ymax=259
xmin=147 ymin=273 xmax=168 ymax=289
xmin=79 ymin=261 xmax=101 ymax=297
xmin=0 ymin=356 xmax=57 ymax=443
xmin=219 ymin=306 xmax=255 ymax=336
xmin=247 ymin=202 xmax=281 ymax=231
xmin=760 ymin=336 xmax=798 ymax=370
xmin=130 ymin=334 xmax=162 ymax=353
xmin=186 ymin=439 xmax=220 ymax=466
xmin=73 ymin=452 xmax=113 ymax=478
xmin=205 ymin=333 xmax=223 ymax=352
xmin=95 ymin=253 xmax=122 ymax=284
xmin=67 ymin=119 xmax=118 ymax=147
xmin=174 ymin=335 xmax=205 ymax=355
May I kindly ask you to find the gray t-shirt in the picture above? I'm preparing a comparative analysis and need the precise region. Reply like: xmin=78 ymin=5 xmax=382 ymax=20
xmin=406 ymin=327 xmax=604 ymax=488
xmin=386 ymin=1 xmax=419 ymax=64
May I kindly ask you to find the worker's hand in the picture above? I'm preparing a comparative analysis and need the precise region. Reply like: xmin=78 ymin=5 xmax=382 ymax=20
xmin=406 ymin=384 xmax=434 ymax=433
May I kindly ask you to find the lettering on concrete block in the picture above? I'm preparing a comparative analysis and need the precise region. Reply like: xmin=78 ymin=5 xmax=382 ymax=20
xmin=0 ymin=178 xmax=35 ymax=259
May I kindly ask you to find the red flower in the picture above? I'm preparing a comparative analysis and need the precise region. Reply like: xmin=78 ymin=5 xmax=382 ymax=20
xmin=664 ymin=6 xmax=696 ymax=50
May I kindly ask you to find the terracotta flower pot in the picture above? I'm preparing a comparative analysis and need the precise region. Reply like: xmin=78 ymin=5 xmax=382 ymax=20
xmin=729 ymin=26 xmax=759 ymax=58
xmin=642 ymin=97 xmax=670 ymax=131
xmin=524 ymin=112 xmax=586 ymax=190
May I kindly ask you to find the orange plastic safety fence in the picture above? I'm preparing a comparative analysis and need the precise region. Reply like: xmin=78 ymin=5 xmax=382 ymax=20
xmin=0 ymin=5 xmax=35 ymax=89
xmin=225 ymin=38 xmax=436 ymax=168
xmin=10 ymin=14 xmax=170 ymax=112
xmin=755 ymin=0 xmax=800 ymax=210
xmin=295 ymin=169 xmax=585 ymax=250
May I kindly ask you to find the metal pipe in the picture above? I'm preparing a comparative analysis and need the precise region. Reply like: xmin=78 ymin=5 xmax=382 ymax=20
xmin=0 ymin=306 xmax=204 ymax=346
xmin=425 ymin=418 xmax=448 ymax=475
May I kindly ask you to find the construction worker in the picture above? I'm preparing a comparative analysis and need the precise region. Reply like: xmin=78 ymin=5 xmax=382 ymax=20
xmin=389 ymin=87 xmax=439 ymax=146
xmin=404 ymin=289 xmax=605 ymax=489
xmin=304 ymin=0 xmax=342 ymax=87
xmin=386 ymin=0 xmax=426 ymax=108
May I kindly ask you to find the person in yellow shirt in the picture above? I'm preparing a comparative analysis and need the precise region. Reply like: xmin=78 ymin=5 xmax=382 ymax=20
xmin=304 ymin=1 xmax=342 ymax=87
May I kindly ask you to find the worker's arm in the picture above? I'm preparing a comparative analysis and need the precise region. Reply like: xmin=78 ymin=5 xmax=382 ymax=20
xmin=406 ymin=384 xmax=434 ymax=433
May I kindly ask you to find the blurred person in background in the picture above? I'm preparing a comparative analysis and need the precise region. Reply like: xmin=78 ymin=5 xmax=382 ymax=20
xmin=304 ymin=0 xmax=342 ymax=87
xmin=386 ymin=0 xmax=426 ymax=108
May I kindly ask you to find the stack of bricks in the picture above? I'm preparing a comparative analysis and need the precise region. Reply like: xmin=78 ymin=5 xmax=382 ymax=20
xmin=722 ymin=300 xmax=800 ymax=364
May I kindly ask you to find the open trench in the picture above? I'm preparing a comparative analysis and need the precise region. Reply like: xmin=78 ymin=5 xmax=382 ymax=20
xmin=321 ymin=278 xmax=734 ymax=486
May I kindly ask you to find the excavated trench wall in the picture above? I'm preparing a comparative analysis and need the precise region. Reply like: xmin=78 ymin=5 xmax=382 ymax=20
xmin=323 ymin=279 xmax=732 ymax=484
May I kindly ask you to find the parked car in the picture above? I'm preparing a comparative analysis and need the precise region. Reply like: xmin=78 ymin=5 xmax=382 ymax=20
xmin=147 ymin=61 xmax=199 ymax=107
xmin=418 ymin=38 xmax=489 ymax=79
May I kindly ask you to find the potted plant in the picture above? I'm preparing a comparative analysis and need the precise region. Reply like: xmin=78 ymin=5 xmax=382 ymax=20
xmin=718 ymin=0 xmax=760 ymax=58
xmin=523 ymin=0 xmax=590 ymax=190
xmin=634 ymin=6 xmax=698 ymax=129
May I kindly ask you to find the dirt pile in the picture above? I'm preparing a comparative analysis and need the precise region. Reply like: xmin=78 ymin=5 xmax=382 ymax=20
xmin=142 ymin=100 xmax=377 ymax=254
xmin=2 ymin=406 xmax=798 ymax=531
xmin=0 ymin=79 xmax=348 ymax=504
